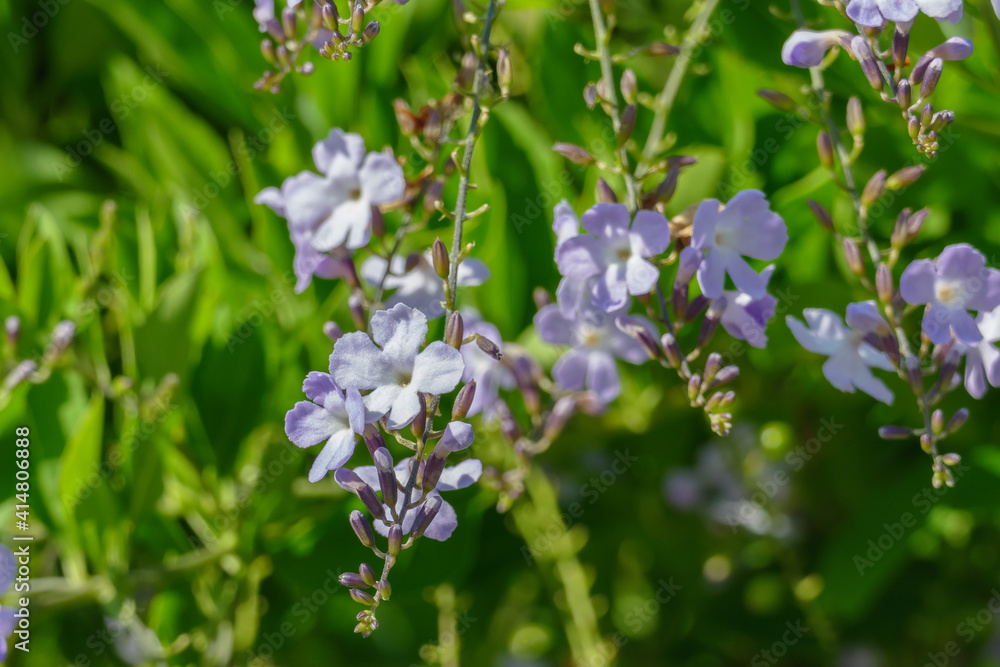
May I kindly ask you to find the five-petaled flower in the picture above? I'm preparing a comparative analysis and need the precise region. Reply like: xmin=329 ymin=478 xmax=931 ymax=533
xmin=787 ymin=304 xmax=895 ymax=404
xmin=555 ymin=203 xmax=670 ymax=312
xmin=899 ymin=243 xmax=1000 ymax=345
xmin=285 ymin=372 xmax=366 ymax=482
xmin=846 ymin=0 xmax=964 ymax=27
xmin=330 ymin=304 xmax=465 ymax=430
xmin=718 ymin=265 xmax=779 ymax=349
xmin=690 ymin=190 xmax=788 ymax=300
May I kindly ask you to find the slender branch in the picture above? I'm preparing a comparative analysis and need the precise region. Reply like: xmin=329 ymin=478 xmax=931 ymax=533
xmin=446 ymin=0 xmax=499 ymax=313
xmin=641 ymin=0 xmax=720 ymax=163
xmin=587 ymin=0 xmax=638 ymax=211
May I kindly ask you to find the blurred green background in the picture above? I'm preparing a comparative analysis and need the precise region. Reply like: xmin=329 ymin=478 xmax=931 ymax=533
xmin=2 ymin=0 xmax=1000 ymax=664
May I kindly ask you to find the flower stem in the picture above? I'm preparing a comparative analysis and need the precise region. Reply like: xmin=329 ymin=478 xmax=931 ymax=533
xmin=446 ymin=0 xmax=499 ymax=314
xmin=587 ymin=0 xmax=638 ymax=212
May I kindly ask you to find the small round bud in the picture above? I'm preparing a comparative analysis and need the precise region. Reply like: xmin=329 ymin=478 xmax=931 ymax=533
xmin=340 ymin=572 xmax=370 ymax=588
xmin=323 ymin=321 xmax=343 ymax=342
xmin=361 ymin=20 xmax=380 ymax=44
xmin=359 ymin=563 xmax=377 ymax=586
xmin=376 ymin=579 xmax=392 ymax=600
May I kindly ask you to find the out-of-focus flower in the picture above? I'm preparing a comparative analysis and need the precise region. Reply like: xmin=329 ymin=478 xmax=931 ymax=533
xmin=0 ymin=546 xmax=17 ymax=661
xmin=535 ymin=301 xmax=652 ymax=405
xmin=781 ymin=29 xmax=851 ymax=67
xmin=718 ymin=265 xmax=778 ymax=348
xmin=330 ymin=304 xmax=465 ymax=430
xmin=899 ymin=243 xmax=1000 ymax=345
xmin=846 ymin=0 xmax=963 ymax=27
xmin=552 ymin=199 xmax=580 ymax=247
xmin=285 ymin=372 xmax=366 ymax=482
xmin=459 ymin=310 xmax=515 ymax=420
xmin=555 ymin=203 xmax=670 ymax=312
xmin=956 ymin=306 xmax=1000 ymax=398
xmin=253 ymin=0 xmax=301 ymax=32
xmin=690 ymin=190 xmax=787 ymax=299
xmin=787 ymin=307 xmax=895 ymax=404
xmin=361 ymin=251 xmax=490 ymax=319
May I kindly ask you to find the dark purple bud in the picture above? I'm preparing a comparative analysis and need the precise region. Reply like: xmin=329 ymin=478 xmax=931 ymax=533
xmin=931 ymin=110 xmax=954 ymax=131
xmin=660 ymin=333 xmax=682 ymax=369
xmin=651 ymin=166 xmax=679 ymax=205
xmin=452 ymin=381 xmax=476 ymax=420
xmin=350 ymin=510 xmax=376 ymax=549
xmin=897 ymin=79 xmax=911 ymax=110
xmin=584 ymin=83 xmax=598 ymax=109
xmin=757 ymin=89 xmax=797 ymax=112
xmin=910 ymin=54 xmax=931 ymax=86
xmin=322 ymin=2 xmax=339 ymax=29
xmin=351 ymin=589 xmax=376 ymax=605
xmin=476 ymin=334 xmax=502 ymax=360
xmin=807 ymin=200 xmax=834 ymax=232
xmin=323 ymin=321 xmax=343 ymax=342
xmin=617 ymin=104 xmax=636 ymax=147
xmin=445 ymin=310 xmax=464 ymax=349
xmin=861 ymin=169 xmax=887 ymax=206
xmin=422 ymin=453 xmax=446 ymax=491
xmin=596 ymin=179 xmax=618 ymax=204
xmin=361 ymin=20 xmax=380 ymax=44
xmin=388 ymin=524 xmax=402 ymax=556
xmin=553 ymin=143 xmax=595 ymax=166
xmin=842 ymin=238 xmax=864 ymax=276
xmin=697 ymin=298 xmax=726 ymax=349
xmin=892 ymin=27 xmax=909 ymax=66
xmin=878 ymin=425 xmax=915 ymax=440
xmin=938 ymin=347 xmax=960 ymax=389
xmin=339 ymin=572 xmax=370 ymax=588
xmin=358 ymin=485 xmax=386 ymax=521
xmin=687 ymin=295 xmax=709 ymax=321
xmin=359 ymin=563 xmax=376 ymax=586
xmin=846 ymin=96 xmax=865 ymax=136
xmin=373 ymin=447 xmax=397 ymax=509
xmin=920 ymin=58 xmax=943 ymax=98
xmin=432 ymin=238 xmax=450 ymax=279
xmin=876 ymin=264 xmax=893 ymax=304
xmin=945 ymin=408 xmax=968 ymax=434
xmin=920 ymin=103 xmax=934 ymax=128
xmin=411 ymin=496 xmax=442 ymax=539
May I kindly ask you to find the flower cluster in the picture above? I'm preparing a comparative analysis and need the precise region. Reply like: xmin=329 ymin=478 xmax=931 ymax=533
xmin=780 ymin=0 xmax=991 ymax=157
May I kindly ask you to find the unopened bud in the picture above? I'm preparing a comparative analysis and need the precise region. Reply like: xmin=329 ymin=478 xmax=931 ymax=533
xmin=361 ymin=20 xmax=380 ymax=43
xmin=687 ymin=374 xmax=701 ymax=403
xmin=920 ymin=103 xmax=934 ymax=128
xmin=886 ymin=165 xmax=925 ymax=190
xmin=410 ymin=394 xmax=427 ymax=440
xmin=281 ymin=7 xmax=297 ymax=39
xmin=908 ymin=115 xmax=920 ymax=139
xmin=422 ymin=453 xmax=446 ymax=491
xmin=553 ymin=142 xmax=595 ymax=166
xmin=816 ymin=131 xmax=834 ymax=168
xmin=698 ymin=297 xmax=726 ymax=349
xmin=411 ymin=496 xmax=442 ymax=539
xmin=660 ymin=333 xmax=682 ymax=369
xmin=475 ymin=334 xmax=502 ymax=360
xmin=596 ymin=178 xmax=618 ymax=204
xmin=340 ymin=572 xmax=370 ymax=588
xmin=350 ymin=510 xmax=376 ymax=548
xmin=905 ymin=355 xmax=923 ymax=395
xmin=861 ymin=169 xmax=887 ymax=207
xmin=359 ymin=563 xmax=376 ymax=586
xmin=897 ymin=79 xmax=911 ymax=110
xmin=702 ymin=353 xmax=722 ymax=385
xmin=931 ymin=409 xmax=944 ymax=435
xmin=876 ymin=264 xmax=893 ymax=304
xmin=620 ymin=69 xmax=637 ymax=104
xmin=350 ymin=589 xmax=376 ymax=605
xmin=323 ymin=321 xmax=343 ymax=342
xmin=846 ymin=96 xmax=864 ymax=136
xmin=388 ymin=524 xmax=402 ymax=556
xmin=376 ymin=579 xmax=392 ymax=600
xmin=583 ymin=83 xmax=598 ymax=109
xmin=50 ymin=320 xmax=75 ymax=355
xmin=708 ymin=366 xmax=739 ymax=390
xmin=497 ymin=48 xmax=512 ymax=98
xmin=452 ymin=381 xmax=476 ymax=420
xmin=261 ymin=39 xmax=277 ymax=66
xmin=906 ymin=208 xmax=928 ymax=241
xmin=617 ymin=104 xmax=636 ymax=147
xmin=756 ymin=89 xmax=796 ymax=112
xmin=892 ymin=27 xmax=909 ymax=66
xmin=646 ymin=41 xmax=680 ymax=57
xmin=322 ymin=2 xmax=339 ymax=29
xmin=374 ymin=447 xmax=397 ymax=509
xmin=445 ymin=311 xmax=464 ymax=350
xmin=891 ymin=208 xmax=911 ymax=249
xmin=920 ymin=58 xmax=943 ymax=99
xmin=807 ymin=199 xmax=834 ymax=232
xmin=842 ymin=238 xmax=864 ymax=276
xmin=2 ymin=360 xmax=36 ymax=392
xmin=931 ymin=110 xmax=954 ymax=131
xmin=432 ymin=238 xmax=449 ymax=279
xmin=945 ymin=408 xmax=969 ymax=434
xmin=351 ymin=3 xmax=364 ymax=35
xmin=878 ymin=425 xmax=914 ymax=440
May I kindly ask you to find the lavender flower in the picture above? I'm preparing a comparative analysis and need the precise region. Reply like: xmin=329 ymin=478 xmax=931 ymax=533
xmin=957 ymin=306 xmax=1000 ymax=398
xmin=459 ymin=310 xmax=515 ymax=420
xmin=253 ymin=0 xmax=301 ymax=32
xmin=535 ymin=301 xmax=652 ymax=405
xmin=846 ymin=0 xmax=963 ymax=27
xmin=899 ymin=244 xmax=1000 ymax=345
xmin=285 ymin=372 xmax=366 ymax=482
xmin=781 ymin=30 xmax=851 ymax=67
xmin=552 ymin=199 xmax=580 ymax=247
xmin=787 ymin=307 xmax=895 ymax=404
xmin=330 ymin=304 xmax=465 ymax=430
xmin=335 ymin=444 xmax=481 ymax=541
xmin=255 ymin=128 xmax=405 ymax=260
xmin=555 ymin=203 xmax=670 ymax=312
xmin=361 ymin=251 xmax=490 ymax=319
xmin=718 ymin=265 xmax=778 ymax=348
xmin=690 ymin=190 xmax=788 ymax=299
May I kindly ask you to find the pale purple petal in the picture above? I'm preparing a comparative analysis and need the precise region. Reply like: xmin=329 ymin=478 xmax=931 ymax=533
xmin=345 ymin=387 xmax=366 ymax=432
xmin=312 ymin=198 xmax=370 ymax=251
xmin=629 ymin=210 xmax=671 ymax=256
xmin=330 ymin=331 xmax=395 ymax=390
xmin=436 ymin=459 xmax=483 ymax=491
xmin=782 ymin=29 xmax=851 ymax=65
xmin=556 ymin=235 xmax=604 ymax=280
xmin=313 ymin=129 xmax=365 ymax=174
xmin=286 ymin=401 xmax=338 ymax=448
xmin=386 ymin=386 xmax=421 ymax=430
xmin=921 ymin=304 xmax=954 ymax=345
xmin=308 ymin=429 xmax=356 ymax=482
xmin=697 ymin=248 xmax=728 ymax=299
xmin=691 ymin=199 xmax=721 ymax=249
xmin=410 ymin=341 xmax=465 ymax=395
xmin=254 ymin=186 xmax=285 ymax=217
xmin=553 ymin=348 xmax=590 ymax=391
xmin=928 ymin=36 xmax=974 ymax=60
xmin=303 ymin=371 xmax=338 ymax=403
xmin=587 ymin=351 xmax=621 ymax=404
xmin=725 ymin=253 xmax=769 ymax=299
xmin=846 ymin=0 xmax=884 ymax=26
xmin=580 ymin=203 xmax=631 ymax=239
xmin=937 ymin=243 xmax=984 ymax=281
xmin=625 ymin=256 xmax=659 ymax=296
xmin=899 ymin=259 xmax=937 ymax=305
xmin=359 ymin=152 xmax=405 ymax=205
xmin=591 ymin=263 xmax=629 ymax=311
xmin=438 ymin=421 xmax=474 ymax=453
xmin=535 ymin=304 xmax=575 ymax=345
xmin=456 ymin=258 xmax=491 ymax=286
xmin=845 ymin=300 xmax=888 ymax=333
xmin=363 ymin=384 xmax=402 ymax=419
xmin=553 ymin=200 xmax=580 ymax=246
xmin=951 ymin=309 xmax=983 ymax=345
xmin=965 ymin=348 xmax=987 ymax=398
xmin=371 ymin=304 xmax=428 ymax=367
xmin=878 ymin=0 xmax=919 ymax=21
xmin=422 ymin=498 xmax=459 ymax=541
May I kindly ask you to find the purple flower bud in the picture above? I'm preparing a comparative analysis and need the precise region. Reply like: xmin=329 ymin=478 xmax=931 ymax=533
xmin=432 ymin=238 xmax=450 ymax=279
xmin=50 ymin=320 xmax=75 ymax=354
xmin=946 ymin=408 xmax=968 ymax=433
xmin=940 ymin=452 xmax=961 ymax=466
xmin=646 ymin=41 xmax=680 ymax=57
xmin=660 ymin=333 xmax=683 ymax=369
xmin=687 ymin=374 xmax=701 ymax=403
xmin=878 ymin=425 xmax=915 ymax=440
xmin=543 ymin=396 xmax=576 ymax=440
xmin=931 ymin=110 xmax=954 ymax=131
xmin=808 ymin=200 xmax=835 ymax=233
xmin=618 ymin=104 xmax=636 ymax=147
xmin=323 ymin=321 xmax=343 ymax=342
xmin=757 ymin=89 xmax=797 ymax=112
xmin=350 ymin=510 xmax=376 ymax=548
xmin=388 ymin=525 xmax=402 ymax=556
xmin=361 ymin=20 xmax=380 ymax=44
xmin=373 ymin=447 xmax=397 ymax=509
xmin=847 ymin=96 xmax=865 ymax=136
xmin=702 ymin=352 xmax=723 ymax=385
xmin=445 ymin=310 xmax=464 ymax=349
xmin=886 ymin=165 xmax=925 ymax=190
xmin=3 ymin=360 xmax=36 ymax=393
xmin=583 ymin=83 xmax=598 ymax=109
xmin=843 ymin=238 xmax=864 ymax=276
xmin=920 ymin=103 xmax=934 ymax=127
xmin=876 ymin=264 xmax=894 ymax=304
xmin=596 ymin=179 xmax=618 ymax=204
xmin=920 ymin=58 xmax=943 ymax=99
xmin=359 ymin=563 xmax=376 ymax=586
xmin=708 ymin=366 xmax=739 ymax=390
xmin=931 ymin=409 xmax=944 ymax=435
xmin=891 ymin=208 xmax=911 ymax=249
xmin=697 ymin=298 xmax=726 ymax=349
xmin=358 ymin=485 xmax=386 ymax=521
xmin=339 ymin=572 xmax=370 ymax=588
xmin=851 ymin=36 xmax=883 ymax=91
xmin=816 ymin=131 xmax=834 ymax=168
xmin=620 ymin=69 xmax=637 ymax=105
xmin=350 ymin=3 xmax=364 ymax=34
xmin=553 ymin=143 xmax=595 ymax=166
xmin=897 ymin=79 xmax=911 ymax=110
xmin=451 ymin=381 xmax=476 ymax=420
xmin=905 ymin=356 xmax=923 ymax=395
xmin=861 ymin=169 xmax=887 ymax=206
xmin=321 ymin=2 xmax=338 ymax=29
xmin=908 ymin=115 xmax=920 ymax=139
xmin=927 ymin=37 xmax=974 ymax=62
xmin=475 ymin=334 xmax=502 ymax=360
xmin=892 ymin=27 xmax=909 ymax=66
xmin=422 ymin=454 xmax=446 ymax=491
xmin=410 ymin=393 xmax=427 ymax=440
xmin=411 ymin=496 xmax=442 ymax=539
